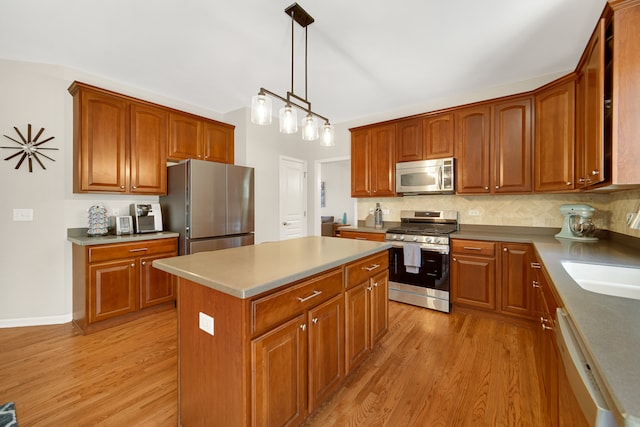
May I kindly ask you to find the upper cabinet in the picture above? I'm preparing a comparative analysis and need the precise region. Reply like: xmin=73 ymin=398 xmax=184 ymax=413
xmin=396 ymin=112 xmax=454 ymax=162
xmin=534 ymin=77 xmax=576 ymax=192
xmin=351 ymin=124 xmax=396 ymax=197
xmin=167 ymin=112 xmax=234 ymax=164
xmin=455 ymin=96 xmax=532 ymax=195
xmin=69 ymin=81 xmax=235 ymax=195
xmin=70 ymin=82 xmax=167 ymax=195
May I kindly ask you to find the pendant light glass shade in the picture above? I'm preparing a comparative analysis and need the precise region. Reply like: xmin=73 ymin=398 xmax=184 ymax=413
xmin=320 ymin=122 xmax=335 ymax=146
xmin=279 ymin=104 xmax=298 ymax=134
xmin=251 ymin=94 xmax=272 ymax=125
xmin=301 ymin=114 xmax=319 ymax=141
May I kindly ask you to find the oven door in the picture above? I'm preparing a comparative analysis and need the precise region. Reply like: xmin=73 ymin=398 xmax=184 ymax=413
xmin=388 ymin=245 xmax=449 ymax=292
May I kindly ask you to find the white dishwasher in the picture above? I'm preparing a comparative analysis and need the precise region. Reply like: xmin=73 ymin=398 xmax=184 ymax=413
xmin=555 ymin=308 xmax=617 ymax=427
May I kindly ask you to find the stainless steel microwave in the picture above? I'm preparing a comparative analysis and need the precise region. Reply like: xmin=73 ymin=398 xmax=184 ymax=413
xmin=395 ymin=158 xmax=455 ymax=195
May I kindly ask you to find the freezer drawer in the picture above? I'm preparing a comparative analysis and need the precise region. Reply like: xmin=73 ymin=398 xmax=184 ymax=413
xmin=188 ymin=234 xmax=254 ymax=254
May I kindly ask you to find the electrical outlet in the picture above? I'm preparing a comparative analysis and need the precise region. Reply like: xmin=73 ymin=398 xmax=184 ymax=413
xmin=112 ymin=208 xmax=120 ymax=216
xmin=13 ymin=208 xmax=34 ymax=221
xmin=468 ymin=209 xmax=480 ymax=216
xmin=382 ymin=209 xmax=389 ymax=215
xmin=199 ymin=312 xmax=214 ymax=336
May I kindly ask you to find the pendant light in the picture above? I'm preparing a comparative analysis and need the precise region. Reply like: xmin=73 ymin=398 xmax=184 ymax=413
xmin=250 ymin=3 xmax=335 ymax=146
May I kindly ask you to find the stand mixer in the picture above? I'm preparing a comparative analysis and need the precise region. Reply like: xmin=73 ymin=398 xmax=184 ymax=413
xmin=555 ymin=204 xmax=598 ymax=241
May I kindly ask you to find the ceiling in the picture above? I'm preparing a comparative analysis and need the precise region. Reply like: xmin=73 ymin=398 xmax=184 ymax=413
xmin=0 ymin=0 xmax=607 ymax=124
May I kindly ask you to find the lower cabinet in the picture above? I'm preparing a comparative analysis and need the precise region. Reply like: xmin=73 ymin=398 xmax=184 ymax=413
xmin=344 ymin=252 xmax=389 ymax=374
xmin=72 ymin=237 xmax=178 ymax=334
xmin=451 ymin=239 xmax=533 ymax=319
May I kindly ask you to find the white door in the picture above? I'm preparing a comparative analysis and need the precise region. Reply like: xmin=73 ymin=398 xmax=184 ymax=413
xmin=279 ymin=157 xmax=307 ymax=240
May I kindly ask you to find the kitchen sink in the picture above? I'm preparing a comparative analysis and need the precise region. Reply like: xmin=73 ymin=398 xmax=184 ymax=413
xmin=561 ymin=261 xmax=640 ymax=300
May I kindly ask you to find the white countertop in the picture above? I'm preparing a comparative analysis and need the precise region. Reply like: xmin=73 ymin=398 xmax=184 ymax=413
xmin=454 ymin=228 xmax=640 ymax=427
xmin=152 ymin=236 xmax=391 ymax=299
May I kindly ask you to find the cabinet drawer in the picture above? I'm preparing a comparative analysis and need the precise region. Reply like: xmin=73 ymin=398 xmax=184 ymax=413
xmin=251 ymin=268 xmax=343 ymax=337
xmin=345 ymin=252 xmax=389 ymax=289
xmin=340 ymin=230 xmax=386 ymax=242
xmin=451 ymin=239 xmax=496 ymax=257
xmin=88 ymin=238 xmax=178 ymax=263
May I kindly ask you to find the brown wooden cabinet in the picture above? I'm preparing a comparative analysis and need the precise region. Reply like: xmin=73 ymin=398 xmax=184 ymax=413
xmin=450 ymin=239 xmax=496 ymax=310
xmin=534 ymin=77 xmax=576 ymax=192
xmin=69 ymin=82 xmax=168 ymax=195
xmin=423 ymin=112 xmax=455 ymax=159
xmin=350 ymin=124 xmax=396 ymax=197
xmin=396 ymin=118 xmax=423 ymax=162
xmin=344 ymin=252 xmax=389 ymax=374
xmin=455 ymin=105 xmax=492 ymax=194
xmin=499 ymin=242 xmax=533 ymax=318
xmin=72 ymin=237 xmax=178 ymax=334
xmin=167 ymin=112 xmax=235 ymax=163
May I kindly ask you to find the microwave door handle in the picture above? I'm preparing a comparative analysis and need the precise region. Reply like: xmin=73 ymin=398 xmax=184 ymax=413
xmin=437 ymin=167 xmax=443 ymax=191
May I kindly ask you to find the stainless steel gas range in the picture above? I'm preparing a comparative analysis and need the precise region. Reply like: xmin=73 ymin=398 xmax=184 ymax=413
xmin=385 ymin=210 xmax=458 ymax=313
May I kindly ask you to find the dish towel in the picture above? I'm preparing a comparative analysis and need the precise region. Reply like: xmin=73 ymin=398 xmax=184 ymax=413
xmin=404 ymin=243 xmax=421 ymax=274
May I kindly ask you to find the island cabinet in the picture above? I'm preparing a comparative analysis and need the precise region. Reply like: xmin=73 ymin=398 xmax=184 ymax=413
xmin=69 ymin=82 xmax=168 ymax=195
xmin=350 ymin=124 xmax=396 ymax=197
xmin=344 ymin=251 xmax=389 ymax=374
xmin=71 ymin=237 xmax=177 ymax=334
xmin=451 ymin=239 xmax=534 ymax=320
xmin=172 ymin=246 xmax=390 ymax=427
xmin=167 ymin=111 xmax=235 ymax=164
xmin=534 ymin=76 xmax=576 ymax=192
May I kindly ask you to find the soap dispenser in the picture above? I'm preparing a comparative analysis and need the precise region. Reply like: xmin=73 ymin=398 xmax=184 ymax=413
xmin=374 ymin=203 xmax=383 ymax=229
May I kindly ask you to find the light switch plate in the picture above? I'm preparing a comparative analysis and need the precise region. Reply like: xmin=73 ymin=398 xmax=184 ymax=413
xmin=199 ymin=312 xmax=214 ymax=336
xmin=13 ymin=208 xmax=34 ymax=221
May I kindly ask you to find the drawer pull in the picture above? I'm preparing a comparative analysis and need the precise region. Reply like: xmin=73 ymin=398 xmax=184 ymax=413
xmin=297 ymin=290 xmax=322 ymax=303
xmin=530 ymin=262 xmax=541 ymax=269
xmin=463 ymin=247 xmax=482 ymax=251
xmin=362 ymin=263 xmax=381 ymax=272
xmin=532 ymin=281 xmax=540 ymax=288
xmin=355 ymin=237 xmax=367 ymax=240
xmin=129 ymin=248 xmax=149 ymax=253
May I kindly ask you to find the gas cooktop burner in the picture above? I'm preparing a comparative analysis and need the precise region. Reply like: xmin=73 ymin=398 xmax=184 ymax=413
xmin=386 ymin=210 xmax=459 ymax=236
xmin=386 ymin=224 xmax=457 ymax=235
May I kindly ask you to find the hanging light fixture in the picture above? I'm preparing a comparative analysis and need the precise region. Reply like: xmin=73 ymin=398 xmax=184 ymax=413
xmin=250 ymin=3 xmax=335 ymax=146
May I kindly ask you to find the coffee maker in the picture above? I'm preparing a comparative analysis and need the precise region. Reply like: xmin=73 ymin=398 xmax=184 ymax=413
xmin=555 ymin=204 xmax=598 ymax=241
xmin=130 ymin=203 xmax=163 ymax=233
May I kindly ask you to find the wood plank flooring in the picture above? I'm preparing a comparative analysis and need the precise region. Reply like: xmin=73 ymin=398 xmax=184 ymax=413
xmin=0 ymin=302 xmax=544 ymax=426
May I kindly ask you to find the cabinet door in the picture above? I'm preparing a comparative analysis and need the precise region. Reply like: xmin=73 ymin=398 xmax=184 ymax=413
xmin=345 ymin=282 xmax=371 ymax=374
xmin=492 ymin=97 xmax=532 ymax=193
xmin=76 ymin=89 xmax=128 ymax=193
xmin=499 ymin=243 xmax=533 ymax=318
xmin=88 ymin=259 xmax=138 ymax=323
xmin=130 ymin=103 xmax=168 ymax=195
xmin=350 ymin=128 xmax=371 ymax=197
xmin=423 ymin=112 xmax=454 ymax=159
xmin=534 ymin=80 xmax=576 ymax=192
xmin=450 ymin=254 xmax=495 ymax=310
xmin=455 ymin=105 xmax=491 ymax=194
xmin=396 ymin=118 xmax=423 ymax=162
xmin=370 ymin=124 xmax=396 ymax=196
xmin=576 ymin=18 xmax=606 ymax=188
xmin=308 ymin=295 xmax=344 ymax=412
xmin=202 ymin=121 xmax=234 ymax=164
xmin=139 ymin=254 xmax=176 ymax=309
xmin=370 ymin=270 xmax=388 ymax=346
xmin=252 ymin=314 xmax=307 ymax=427
xmin=168 ymin=112 xmax=202 ymax=160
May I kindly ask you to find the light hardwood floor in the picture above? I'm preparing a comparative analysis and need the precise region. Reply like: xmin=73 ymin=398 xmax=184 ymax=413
xmin=0 ymin=302 xmax=544 ymax=426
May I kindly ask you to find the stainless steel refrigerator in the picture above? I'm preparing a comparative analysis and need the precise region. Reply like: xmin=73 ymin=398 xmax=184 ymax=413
xmin=160 ymin=159 xmax=254 ymax=255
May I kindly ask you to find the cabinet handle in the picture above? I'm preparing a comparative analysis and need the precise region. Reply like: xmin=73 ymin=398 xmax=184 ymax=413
xmin=366 ymin=286 xmax=373 ymax=292
xmin=453 ymin=257 xmax=457 ymax=262
xmin=141 ymin=261 xmax=146 ymax=266
xmin=566 ymin=182 xmax=572 ymax=186
xmin=130 ymin=263 xmax=135 ymax=267
xmin=132 ymin=186 xmax=137 ymax=189
xmin=129 ymin=248 xmax=149 ymax=252
xmin=297 ymin=290 xmax=322 ymax=303
xmin=591 ymin=170 xmax=600 ymax=176
xmin=532 ymin=281 xmax=540 ymax=288
xmin=495 ymin=185 xmax=499 ymax=190
xmin=373 ymin=281 xmax=379 ymax=287
xmin=120 ymin=185 xmax=125 ymax=189
xmin=463 ymin=247 xmax=482 ymax=251
xmin=362 ymin=263 xmax=380 ymax=271
xmin=542 ymin=324 xmax=553 ymax=331
xmin=300 ymin=324 xmax=307 ymax=331
xmin=503 ymin=247 xmax=508 ymax=252
xmin=312 ymin=317 xmax=318 ymax=324
xmin=530 ymin=262 xmax=541 ymax=269
xmin=355 ymin=237 xmax=367 ymax=240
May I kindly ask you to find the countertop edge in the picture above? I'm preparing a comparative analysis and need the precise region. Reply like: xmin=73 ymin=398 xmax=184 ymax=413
xmin=67 ymin=228 xmax=179 ymax=245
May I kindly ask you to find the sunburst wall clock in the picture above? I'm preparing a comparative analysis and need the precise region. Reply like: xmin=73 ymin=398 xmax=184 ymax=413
xmin=2 ymin=124 xmax=58 ymax=172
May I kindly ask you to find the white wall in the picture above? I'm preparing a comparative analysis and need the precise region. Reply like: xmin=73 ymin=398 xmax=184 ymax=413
xmin=319 ymin=160 xmax=352 ymax=225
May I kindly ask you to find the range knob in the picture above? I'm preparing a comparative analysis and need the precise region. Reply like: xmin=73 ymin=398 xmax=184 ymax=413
xmin=399 ymin=235 xmax=405 ymax=241
xmin=412 ymin=236 xmax=418 ymax=242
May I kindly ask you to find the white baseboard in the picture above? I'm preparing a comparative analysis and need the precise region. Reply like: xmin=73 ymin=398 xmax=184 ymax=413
xmin=0 ymin=313 xmax=73 ymax=328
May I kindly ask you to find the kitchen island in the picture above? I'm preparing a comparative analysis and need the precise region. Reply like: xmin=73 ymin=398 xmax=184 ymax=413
xmin=153 ymin=236 xmax=391 ymax=427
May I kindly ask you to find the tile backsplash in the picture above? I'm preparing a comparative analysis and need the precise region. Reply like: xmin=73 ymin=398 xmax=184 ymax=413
xmin=358 ymin=189 xmax=640 ymax=238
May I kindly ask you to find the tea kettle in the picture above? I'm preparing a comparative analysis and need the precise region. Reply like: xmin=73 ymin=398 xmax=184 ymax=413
xmin=555 ymin=204 xmax=598 ymax=241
